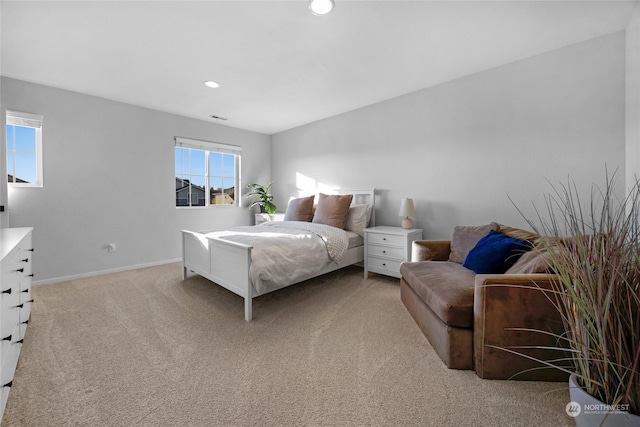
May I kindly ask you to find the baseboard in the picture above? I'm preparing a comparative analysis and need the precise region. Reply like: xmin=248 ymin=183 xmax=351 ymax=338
xmin=33 ymin=258 xmax=182 ymax=286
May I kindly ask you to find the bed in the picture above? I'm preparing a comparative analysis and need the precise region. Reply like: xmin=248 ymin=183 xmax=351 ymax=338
xmin=181 ymin=189 xmax=376 ymax=321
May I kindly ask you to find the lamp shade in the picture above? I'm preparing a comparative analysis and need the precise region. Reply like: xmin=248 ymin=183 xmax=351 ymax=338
xmin=399 ymin=198 xmax=415 ymax=217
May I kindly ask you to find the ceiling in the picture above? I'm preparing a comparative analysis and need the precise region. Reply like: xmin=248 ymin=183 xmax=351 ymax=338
xmin=1 ymin=1 xmax=637 ymax=135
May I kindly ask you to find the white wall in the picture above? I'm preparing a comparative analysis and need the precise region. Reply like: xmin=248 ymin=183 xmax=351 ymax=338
xmin=627 ymin=4 xmax=640 ymax=188
xmin=1 ymin=77 xmax=271 ymax=283
xmin=271 ymin=32 xmax=627 ymax=238
xmin=0 ymin=104 xmax=7 ymax=228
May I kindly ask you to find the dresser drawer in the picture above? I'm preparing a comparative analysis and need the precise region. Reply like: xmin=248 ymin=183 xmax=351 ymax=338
xmin=1 ymin=294 xmax=20 ymax=339
xmin=367 ymin=232 xmax=405 ymax=247
xmin=367 ymin=245 xmax=404 ymax=260
xmin=367 ymin=257 xmax=402 ymax=273
xmin=0 ymin=386 xmax=9 ymax=421
xmin=18 ymin=302 xmax=31 ymax=327
xmin=0 ymin=336 xmax=21 ymax=386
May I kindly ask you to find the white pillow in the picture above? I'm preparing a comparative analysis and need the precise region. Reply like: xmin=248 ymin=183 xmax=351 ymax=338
xmin=345 ymin=204 xmax=373 ymax=236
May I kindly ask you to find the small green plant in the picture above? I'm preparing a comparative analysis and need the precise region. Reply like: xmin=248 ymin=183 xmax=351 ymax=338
xmin=247 ymin=182 xmax=276 ymax=214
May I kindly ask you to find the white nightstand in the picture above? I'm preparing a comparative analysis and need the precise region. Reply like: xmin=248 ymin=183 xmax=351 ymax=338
xmin=364 ymin=226 xmax=423 ymax=279
xmin=254 ymin=213 xmax=285 ymax=225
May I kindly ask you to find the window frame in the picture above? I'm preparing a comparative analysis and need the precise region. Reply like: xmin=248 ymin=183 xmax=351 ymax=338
xmin=174 ymin=136 xmax=241 ymax=208
xmin=6 ymin=110 xmax=43 ymax=188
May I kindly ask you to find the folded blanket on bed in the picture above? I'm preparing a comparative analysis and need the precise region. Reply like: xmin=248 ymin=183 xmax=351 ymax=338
xmin=206 ymin=221 xmax=349 ymax=295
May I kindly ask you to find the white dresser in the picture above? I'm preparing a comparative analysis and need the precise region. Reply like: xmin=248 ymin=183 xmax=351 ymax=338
xmin=364 ymin=226 xmax=422 ymax=279
xmin=0 ymin=227 xmax=33 ymax=418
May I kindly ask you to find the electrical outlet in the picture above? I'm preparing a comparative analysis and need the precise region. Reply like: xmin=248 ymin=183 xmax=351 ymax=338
xmin=107 ymin=243 xmax=116 ymax=252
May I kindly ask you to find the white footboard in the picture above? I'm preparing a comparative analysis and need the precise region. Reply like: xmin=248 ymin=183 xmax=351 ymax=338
xmin=182 ymin=230 xmax=255 ymax=321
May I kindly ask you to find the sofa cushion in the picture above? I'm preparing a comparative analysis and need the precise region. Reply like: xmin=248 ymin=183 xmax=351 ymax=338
xmin=497 ymin=224 xmax=540 ymax=246
xmin=505 ymin=247 xmax=552 ymax=274
xmin=448 ymin=223 xmax=499 ymax=264
xmin=400 ymin=261 xmax=475 ymax=328
xmin=463 ymin=230 xmax=533 ymax=274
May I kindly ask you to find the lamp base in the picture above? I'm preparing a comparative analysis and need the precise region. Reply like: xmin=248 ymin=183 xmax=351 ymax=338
xmin=401 ymin=217 xmax=413 ymax=229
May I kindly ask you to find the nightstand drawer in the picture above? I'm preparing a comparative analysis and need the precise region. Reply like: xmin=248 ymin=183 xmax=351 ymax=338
xmin=367 ymin=233 xmax=404 ymax=247
xmin=367 ymin=257 xmax=402 ymax=273
xmin=367 ymin=245 xmax=404 ymax=260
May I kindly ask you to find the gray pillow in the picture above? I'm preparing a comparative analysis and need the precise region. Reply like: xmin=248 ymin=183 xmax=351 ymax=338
xmin=344 ymin=204 xmax=373 ymax=236
xmin=448 ymin=223 xmax=499 ymax=264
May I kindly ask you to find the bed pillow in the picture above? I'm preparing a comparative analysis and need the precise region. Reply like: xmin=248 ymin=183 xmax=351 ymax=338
xmin=312 ymin=193 xmax=353 ymax=229
xmin=448 ymin=223 xmax=499 ymax=264
xmin=463 ymin=230 xmax=533 ymax=274
xmin=345 ymin=204 xmax=373 ymax=236
xmin=284 ymin=195 xmax=315 ymax=222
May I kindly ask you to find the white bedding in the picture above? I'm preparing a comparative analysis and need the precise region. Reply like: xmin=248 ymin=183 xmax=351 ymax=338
xmin=205 ymin=221 xmax=350 ymax=295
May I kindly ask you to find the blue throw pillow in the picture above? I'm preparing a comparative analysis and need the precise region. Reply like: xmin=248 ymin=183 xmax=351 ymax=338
xmin=463 ymin=230 xmax=533 ymax=274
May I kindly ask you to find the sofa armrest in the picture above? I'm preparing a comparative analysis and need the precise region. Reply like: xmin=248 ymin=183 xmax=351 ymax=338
xmin=411 ymin=240 xmax=451 ymax=262
xmin=473 ymin=273 xmax=569 ymax=381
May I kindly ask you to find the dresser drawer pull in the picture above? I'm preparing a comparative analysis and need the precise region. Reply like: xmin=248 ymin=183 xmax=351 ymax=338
xmin=15 ymin=304 xmax=23 ymax=309
xmin=26 ymin=299 xmax=33 ymax=304
xmin=28 ymin=274 xmax=34 ymax=277
xmin=382 ymin=263 xmax=386 ymax=266
xmin=22 ymin=320 xmax=29 ymax=325
xmin=21 ymin=258 xmax=29 ymax=263
xmin=3 ymin=381 xmax=12 ymax=388
xmin=15 ymin=268 xmax=24 ymax=273
xmin=27 ymin=248 xmax=34 ymax=252
xmin=2 ymin=335 xmax=11 ymax=341
xmin=16 ymin=339 xmax=23 ymax=344
xmin=2 ymin=288 xmax=11 ymax=295
xmin=382 ymin=250 xmax=386 ymax=254
xmin=22 ymin=289 xmax=28 ymax=293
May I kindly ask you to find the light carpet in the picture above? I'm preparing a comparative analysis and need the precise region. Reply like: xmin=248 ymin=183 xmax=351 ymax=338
xmin=2 ymin=263 xmax=573 ymax=426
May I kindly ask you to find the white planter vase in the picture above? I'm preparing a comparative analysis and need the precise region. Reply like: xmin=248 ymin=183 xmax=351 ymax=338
xmin=568 ymin=374 xmax=640 ymax=427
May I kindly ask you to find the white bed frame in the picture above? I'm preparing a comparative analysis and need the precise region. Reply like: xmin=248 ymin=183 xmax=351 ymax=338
xmin=181 ymin=189 xmax=376 ymax=321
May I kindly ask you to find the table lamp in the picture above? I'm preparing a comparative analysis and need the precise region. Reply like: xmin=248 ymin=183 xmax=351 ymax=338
xmin=399 ymin=198 xmax=415 ymax=229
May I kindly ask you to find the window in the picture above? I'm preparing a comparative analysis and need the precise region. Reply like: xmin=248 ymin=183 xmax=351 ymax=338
xmin=174 ymin=137 xmax=241 ymax=207
xmin=6 ymin=110 xmax=43 ymax=187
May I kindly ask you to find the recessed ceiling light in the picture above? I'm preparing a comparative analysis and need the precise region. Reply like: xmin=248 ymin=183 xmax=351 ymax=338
xmin=204 ymin=80 xmax=220 ymax=88
xmin=309 ymin=0 xmax=334 ymax=15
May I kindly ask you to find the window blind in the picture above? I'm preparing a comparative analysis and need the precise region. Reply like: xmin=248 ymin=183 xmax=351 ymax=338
xmin=6 ymin=110 xmax=43 ymax=129
xmin=174 ymin=136 xmax=241 ymax=155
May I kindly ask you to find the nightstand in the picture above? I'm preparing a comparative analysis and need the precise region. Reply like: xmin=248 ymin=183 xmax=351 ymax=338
xmin=254 ymin=213 xmax=285 ymax=225
xmin=364 ymin=226 xmax=423 ymax=279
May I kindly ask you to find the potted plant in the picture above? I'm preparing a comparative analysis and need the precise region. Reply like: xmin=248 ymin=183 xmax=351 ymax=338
xmin=515 ymin=171 xmax=639 ymax=426
xmin=246 ymin=182 xmax=277 ymax=214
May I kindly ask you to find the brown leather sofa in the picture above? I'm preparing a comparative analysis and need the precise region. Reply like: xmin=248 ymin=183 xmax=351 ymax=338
xmin=400 ymin=223 xmax=569 ymax=381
